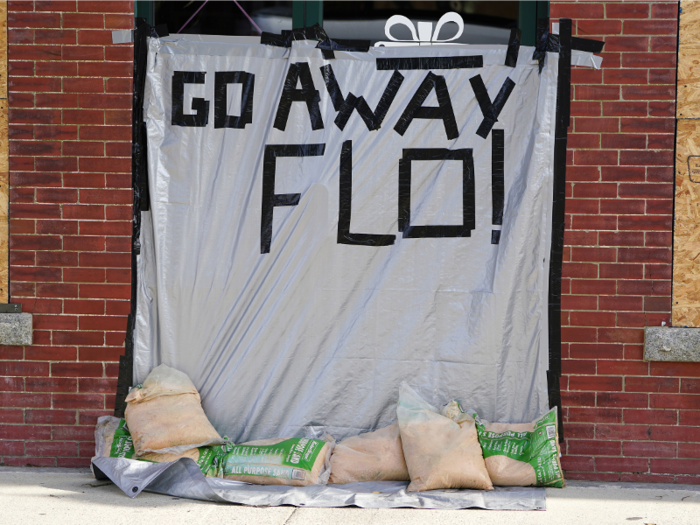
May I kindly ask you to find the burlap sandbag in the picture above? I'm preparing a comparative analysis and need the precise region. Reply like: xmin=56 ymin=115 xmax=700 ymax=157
xmin=95 ymin=415 xmax=201 ymax=461
xmin=223 ymin=436 xmax=332 ymax=486
xmin=329 ymin=423 xmax=409 ymax=484
xmin=397 ymin=383 xmax=493 ymax=492
xmin=125 ymin=364 xmax=224 ymax=456
xmin=94 ymin=416 xmax=231 ymax=476
xmin=472 ymin=408 xmax=565 ymax=487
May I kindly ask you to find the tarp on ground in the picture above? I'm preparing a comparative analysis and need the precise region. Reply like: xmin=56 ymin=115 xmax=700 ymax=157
xmin=135 ymin=34 xmax=562 ymax=443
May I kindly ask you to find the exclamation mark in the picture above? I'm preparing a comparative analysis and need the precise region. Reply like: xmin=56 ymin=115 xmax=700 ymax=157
xmin=491 ymin=129 xmax=505 ymax=244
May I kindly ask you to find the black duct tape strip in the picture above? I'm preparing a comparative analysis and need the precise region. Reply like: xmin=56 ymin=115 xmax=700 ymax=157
xmin=398 ymin=148 xmax=475 ymax=238
xmin=260 ymin=24 xmax=369 ymax=59
xmin=571 ymin=36 xmax=604 ymax=54
xmin=394 ymin=72 xmax=459 ymax=140
xmin=261 ymin=144 xmax=326 ymax=254
xmin=214 ymin=71 xmax=255 ymax=129
xmin=376 ymin=56 xmax=483 ymax=71
xmin=338 ymin=141 xmax=396 ymax=246
xmin=115 ymin=17 xmax=151 ymax=417
xmin=548 ymin=17 xmax=572 ymax=443
xmin=491 ymin=129 xmax=504 ymax=246
xmin=505 ymin=28 xmax=521 ymax=68
xmin=532 ymin=18 xmax=549 ymax=73
xmin=469 ymin=75 xmax=516 ymax=139
xmin=273 ymin=62 xmax=324 ymax=131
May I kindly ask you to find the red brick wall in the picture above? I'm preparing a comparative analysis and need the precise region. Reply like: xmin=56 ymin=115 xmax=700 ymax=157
xmin=551 ymin=1 xmax=700 ymax=483
xmin=0 ymin=0 xmax=133 ymax=467
xmin=1 ymin=0 xmax=698 ymax=480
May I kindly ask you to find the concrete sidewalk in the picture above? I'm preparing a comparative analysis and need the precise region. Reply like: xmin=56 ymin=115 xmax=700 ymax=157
xmin=1 ymin=467 xmax=698 ymax=525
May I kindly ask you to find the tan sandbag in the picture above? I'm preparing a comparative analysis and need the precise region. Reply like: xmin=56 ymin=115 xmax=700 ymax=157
xmin=329 ymin=423 xmax=409 ymax=484
xmin=473 ymin=408 xmax=565 ymax=487
xmin=94 ymin=416 xmax=230 ymax=477
xmin=125 ymin=364 xmax=224 ymax=456
xmin=222 ymin=436 xmax=332 ymax=486
xmin=397 ymin=383 xmax=493 ymax=492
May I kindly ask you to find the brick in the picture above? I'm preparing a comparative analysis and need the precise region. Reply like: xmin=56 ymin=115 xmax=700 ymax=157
xmin=25 ymin=409 xmax=75 ymax=425
xmin=64 ymin=173 xmax=105 ymax=188
xmin=0 ymin=376 xmax=24 ymax=391
xmin=600 ymin=263 xmax=644 ymax=279
xmin=64 ymin=300 xmax=105 ymax=315
xmin=78 ymin=61 xmax=132 ymax=77
xmin=0 ymin=441 xmax=25 ymax=455
xmin=560 ymin=455 xmax=595 ymax=472
xmin=64 ymin=268 xmax=105 ymax=283
xmin=0 ymin=362 xmax=49 ymax=377
xmin=36 ymin=283 xmax=78 ymax=298
xmin=624 ymin=409 xmax=677 ymax=425
xmin=32 ymin=315 xmax=77 ymax=331
xmin=621 ymin=118 xmax=674 ymax=134
xmin=36 ymin=60 xmax=77 ymax=77
xmin=599 ymin=233 xmax=644 ymax=248
xmin=79 ymin=346 xmax=124 ymax=362
xmin=650 ymin=426 xmax=700 ymax=443
xmin=596 ymin=392 xmax=648 ymax=408
xmin=36 ymin=157 xmax=77 ymax=172
xmin=596 ymin=424 xmax=649 ymax=440
xmin=52 ymin=331 xmax=103 ymax=345
xmin=8 ymin=12 xmax=61 ymax=28
xmin=569 ymin=376 xmax=622 ymax=392
xmin=574 ymin=118 xmax=619 ymax=133
xmin=568 ymin=407 xmax=622 ymax=423
xmin=51 ymin=426 xmax=95 ymax=441
xmin=63 ymin=77 xmax=103 ymax=93
xmin=35 ymin=1 xmax=78 ymax=12
xmin=603 ymin=36 xmax=648 ymax=52
xmin=596 ymin=457 xmax=648 ymax=473
xmin=562 ymin=263 xmax=598 ymax=279
xmin=681 ymin=379 xmax=700 ymax=394
xmin=25 ymin=345 xmax=77 ymax=361
xmin=79 ymin=189 xmax=131 ymax=204
xmin=618 ymin=248 xmax=671 ymax=264
xmin=79 ymin=252 xmax=130 ymax=268
xmin=649 ymin=101 xmax=675 ymax=117
xmin=600 ymin=134 xmax=646 ymax=150
xmin=561 ymin=391 xmax=596 ymax=407
xmin=36 ymin=188 xmax=78 ymax=203
xmin=624 ymin=20 xmax=679 ymax=35
xmin=10 ymin=108 xmax=60 ymax=124
xmin=63 ymin=109 xmax=104 ymax=125
xmin=568 ymin=440 xmax=620 ymax=456
xmin=570 ymin=215 xmax=617 ymax=230
xmin=565 ymin=166 xmax=600 ymax=183
xmin=575 ymin=20 xmax=622 ymax=36
xmin=598 ymin=328 xmax=644 ymax=344
xmin=678 ymin=444 xmax=700 ymax=458
xmin=62 ymin=206 xmax=104 ymax=220
xmin=62 ymin=12 xmax=104 ymax=29
xmin=64 ymin=235 xmax=105 ymax=251
xmin=569 ymin=312 xmax=616 ymax=327
xmin=79 ymin=284 xmax=131 ymax=299
xmin=52 ymin=393 xmax=104 ymax=409
xmin=35 ymin=125 xmax=78 ymax=140
xmin=620 ymin=150 xmax=674 ymax=167
xmin=647 ymin=134 xmax=674 ymax=150
xmin=0 ymin=409 xmax=25 ymax=424
xmin=646 ymin=199 xmax=673 ymax=215
xmin=105 ymin=301 xmax=130 ymax=315
xmin=0 ymin=424 xmax=52 ymax=440
xmin=62 ymin=45 xmax=103 ymax=60
xmin=651 ymin=458 xmax=700 ymax=475
xmin=606 ymin=3 xmax=650 ymax=18
xmin=25 ymin=377 xmax=78 ymax=392
xmin=571 ymin=279 xmax=617 ymax=295
xmin=104 ymin=14 xmax=134 ymax=29
xmin=571 ymin=247 xmax=616 ymax=263
xmin=562 ymin=359 xmax=596 ymax=375
xmin=79 ymin=315 xmax=127 ymax=331
xmin=599 ymin=295 xmax=643 ymax=311
xmin=564 ymin=230 xmax=598 ymax=245
xmin=604 ymin=69 xmax=647 ymax=85
xmin=36 ymin=220 xmax=78 ymax=235
xmin=79 ymin=378 xmax=117 ymax=393
xmin=650 ymin=362 xmax=700 ymax=379
xmin=650 ymin=394 xmax=700 ymax=410
xmin=35 ymin=251 xmax=78 ymax=266
xmin=602 ymin=101 xmax=647 ymax=117
xmin=0 ymin=393 xmax=51 ymax=408
xmin=63 ymin=141 xmax=104 ymax=157
xmin=574 ymin=150 xmax=618 ymax=166
xmin=622 ymin=85 xmax=675 ymax=101
xmin=79 ymin=1 xmax=132 ymax=13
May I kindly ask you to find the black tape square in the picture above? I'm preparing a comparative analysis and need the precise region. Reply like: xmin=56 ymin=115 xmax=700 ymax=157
xmin=398 ymin=149 xmax=475 ymax=238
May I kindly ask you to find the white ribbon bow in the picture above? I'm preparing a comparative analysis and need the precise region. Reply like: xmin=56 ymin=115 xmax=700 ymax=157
xmin=375 ymin=12 xmax=465 ymax=47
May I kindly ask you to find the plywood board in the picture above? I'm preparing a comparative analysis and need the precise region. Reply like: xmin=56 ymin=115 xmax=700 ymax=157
xmin=677 ymin=0 xmax=700 ymax=118
xmin=673 ymin=120 xmax=700 ymax=326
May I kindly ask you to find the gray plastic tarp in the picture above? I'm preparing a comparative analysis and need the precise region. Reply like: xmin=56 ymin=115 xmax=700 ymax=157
xmin=92 ymin=456 xmax=546 ymax=510
xmin=136 ymin=35 xmax=563 ymax=443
